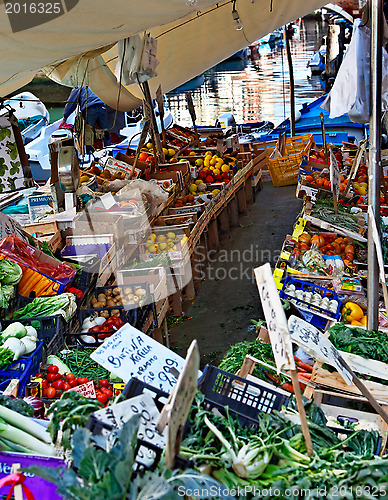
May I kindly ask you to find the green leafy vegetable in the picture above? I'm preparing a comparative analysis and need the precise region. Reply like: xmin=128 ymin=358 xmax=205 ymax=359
xmin=12 ymin=293 xmax=76 ymax=322
xmin=0 ymin=348 xmax=15 ymax=369
xmin=0 ymin=395 xmax=33 ymax=416
xmin=0 ymin=259 xmax=22 ymax=285
xmin=0 ymin=284 xmax=14 ymax=309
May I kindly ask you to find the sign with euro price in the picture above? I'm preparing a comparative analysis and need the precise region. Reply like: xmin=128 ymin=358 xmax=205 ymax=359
xmin=90 ymin=324 xmax=194 ymax=392
xmin=288 ymin=315 xmax=353 ymax=385
xmin=329 ymin=148 xmax=341 ymax=199
xmin=254 ymin=263 xmax=295 ymax=372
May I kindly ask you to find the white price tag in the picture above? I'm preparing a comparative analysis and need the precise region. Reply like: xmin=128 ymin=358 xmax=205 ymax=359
xmin=90 ymin=324 xmax=199 ymax=392
xmin=254 ymin=264 xmax=295 ymax=372
xmin=93 ymin=393 xmax=167 ymax=467
xmin=329 ymin=149 xmax=341 ymax=199
xmin=288 ymin=315 xmax=353 ymax=385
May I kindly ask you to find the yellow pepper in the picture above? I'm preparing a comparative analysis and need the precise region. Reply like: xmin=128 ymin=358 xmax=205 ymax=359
xmin=350 ymin=320 xmax=363 ymax=326
xmin=361 ymin=315 xmax=367 ymax=326
xmin=342 ymin=302 xmax=365 ymax=323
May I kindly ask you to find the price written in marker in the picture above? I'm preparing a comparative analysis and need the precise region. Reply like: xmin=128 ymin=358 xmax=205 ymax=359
xmin=90 ymin=324 xmax=198 ymax=393
xmin=288 ymin=315 xmax=353 ymax=385
xmin=329 ymin=148 xmax=341 ymax=199
xmin=254 ymin=264 xmax=295 ymax=372
xmin=72 ymin=381 xmax=96 ymax=398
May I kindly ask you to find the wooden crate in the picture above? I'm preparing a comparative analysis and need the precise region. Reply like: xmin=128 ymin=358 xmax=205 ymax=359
xmin=23 ymin=221 xmax=63 ymax=252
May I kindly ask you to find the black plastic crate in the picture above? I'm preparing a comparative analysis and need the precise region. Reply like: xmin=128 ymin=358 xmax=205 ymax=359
xmin=64 ymin=255 xmax=100 ymax=288
xmin=84 ymin=284 xmax=151 ymax=312
xmin=198 ymin=365 xmax=290 ymax=427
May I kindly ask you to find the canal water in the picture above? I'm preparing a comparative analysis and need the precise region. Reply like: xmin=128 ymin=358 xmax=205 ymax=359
xmin=165 ymin=17 xmax=327 ymax=128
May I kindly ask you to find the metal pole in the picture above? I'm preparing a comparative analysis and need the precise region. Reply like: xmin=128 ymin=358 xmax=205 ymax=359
xmin=368 ymin=0 xmax=383 ymax=330
xmin=283 ymin=26 xmax=295 ymax=137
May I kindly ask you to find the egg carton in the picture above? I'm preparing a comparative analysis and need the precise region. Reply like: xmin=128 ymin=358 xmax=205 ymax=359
xmin=280 ymin=277 xmax=342 ymax=329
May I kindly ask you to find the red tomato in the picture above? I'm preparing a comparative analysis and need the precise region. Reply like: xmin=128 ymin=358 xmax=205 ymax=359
xmin=78 ymin=377 xmax=89 ymax=385
xmin=46 ymin=373 xmax=59 ymax=382
xmin=48 ymin=365 xmax=59 ymax=374
xmin=36 ymin=372 xmax=43 ymax=378
xmin=52 ymin=380 xmax=64 ymax=391
xmin=97 ymin=394 xmax=108 ymax=404
xmin=99 ymin=379 xmax=110 ymax=387
xmin=62 ymin=382 xmax=71 ymax=391
xmin=69 ymin=379 xmax=78 ymax=388
xmin=46 ymin=387 xmax=56 ymax=399
xmin=66 ymin=373 xmax=76 ymax=382
xmin=101 ymin=388 xmax=113 ymax=398
xmin=41 ymin=379 xmax=48 ymax=388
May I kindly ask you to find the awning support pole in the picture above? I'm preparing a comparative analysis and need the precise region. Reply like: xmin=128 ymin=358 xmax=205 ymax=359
xmin=283 ymin=25 xmax=295 ymax=137
xmin=368 ymin=0 xmax=383 ymax=330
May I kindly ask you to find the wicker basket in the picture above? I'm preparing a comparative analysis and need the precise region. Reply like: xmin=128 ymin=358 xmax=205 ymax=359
xmin=268 ymin=134 xmax=314 ymax=187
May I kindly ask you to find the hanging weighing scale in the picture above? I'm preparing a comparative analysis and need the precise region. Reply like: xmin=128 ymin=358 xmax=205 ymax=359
xmin=57 ymin=146 xmax=80 ymax=211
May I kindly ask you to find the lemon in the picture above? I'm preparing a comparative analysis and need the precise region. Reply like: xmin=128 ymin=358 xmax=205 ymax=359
xmin=221 ymin=165 xmax=230 ymax=173
xmin=158 ymin=242 xmax=167 ymax=251
xmin=189 ymin=151 xmax=196 ymax=156
xmin=162 ymin=148 xmax=169 ymax=156
xmin=179 ymin=159 xmax=186 ymax=162
xmin=147 ymin=244 xmax=158 ymax=253
xmin=168 ymin=148 xmax=176 ymax=157
xmin=167 ymin=232 xmax=176 ymax=240
xmin=195 ymin=158 xmax=204 ymax=166
xmin=212 ymin=189 xmax=221 ymax=196
xmin=213 ymin=169 xmax=221 ymax=175
xmin=210 ymin=157 xmax=218 ymax=166
xmin=195 ymin=179 xmax=203 ymax=185
xmin=149 ymin=233 xmax=157 ymax=242
xmin=167 ymin=241 xmax=175 ymax=248
xmin=205 ymin=151 xmax=212 ymax=156
xmin=157 ymin=234 xmax=167 ymax=242
xmin=189 ymin=184 xmax=198 ymax=193
xmin=146 ymin=142 xmax=153 ymax=150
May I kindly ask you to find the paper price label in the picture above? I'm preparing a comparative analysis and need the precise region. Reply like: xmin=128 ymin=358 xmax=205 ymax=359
xmin=91 ymin=324 xmax=194 ymax=392
xmin=93 ymin=393 xmax=167 ymax=467
xmin=288 ymin=315 xmax=353 ymax=385
xmin=254 ymin=264 xmax=295 ymax=372
xmin=72 ymin=381 xmax=96 ymax=398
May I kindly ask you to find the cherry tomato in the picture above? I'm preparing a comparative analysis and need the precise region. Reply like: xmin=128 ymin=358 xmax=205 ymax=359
xmin=99 ymin=379 xmax=110 ymax=387
xmin=52 ymin=380 xmax=64 ymax=391
xmin=66 ymin=373 xmax=76 ymax=382
xmin=78 ymin=377 xmax=89 ymax=385
xmin=46 ymin=373 xmax=59 ymax=382
xmin=101 ymin=388 xmax=113 ymax=398
xmin=97 ymin=393 xmax=108 ymax=404
xmin=69 ymin=379 xmax=78 ymax=388
xmin=36 ymin=372 xmax=43 ymax=378
xmin=46 ymin=387 xmax=56 ymax=399
xmin=62 ymin=382 xmax=71 ymax=392
xmin=48 ymin=365 xmax=59 ymax=374
xmin=41 ymin=379 xmax=48 ymax=388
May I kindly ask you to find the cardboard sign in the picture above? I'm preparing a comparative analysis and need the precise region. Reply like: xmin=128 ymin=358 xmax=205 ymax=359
xmin=288 ymin=315 xmax=353 ymax=385
xmin=92 ymin=392 xmax=167 ymax=467
xmin=105 ymin=156 xmax=134 ymax=178
xmin=90 ymin=324 xmax=188 ymax=391
xmin=254 ymin=263 xmax=295 ymax=372
xmin=160 ymin=340 xmax=200 ymax=469
xmin=329 ymin=148 xmax=341 ymax=199
xmin=72 ymin=381 xmax=96 ymax=398
xmin=27 ymin=194 xmax=54 ymax=222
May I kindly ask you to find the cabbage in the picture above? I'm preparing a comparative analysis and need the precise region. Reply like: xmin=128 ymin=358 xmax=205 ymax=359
xmin=0 ymin=260 xmax=22 ymax=285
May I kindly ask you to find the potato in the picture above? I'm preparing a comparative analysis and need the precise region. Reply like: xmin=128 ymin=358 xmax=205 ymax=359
xmin=93 ymin=301 xmax=104 ymax=308
xmin=105 ymin=289 xmax=113 ymax=296
xmin=115 ymin=300 xmax=123 ymax=306
xmin=100 ymin=310 xmax=109 ymax=318
xmin=98 ymin=293 xmax=107 ymax=302
xmin=107 ymin=299 xmax=116 ymax=307
xmin=124 ymin=287 xmax=133 ymax=295
xmin=91 ymin=297 xmax=97 ymax=305
xmin=135 ymin=288 xmax=146 ymax=298
xmin=112 ymin=287 xmax=120 ymax=296
xmin=111 ymin=309 xmax=120 ymax=317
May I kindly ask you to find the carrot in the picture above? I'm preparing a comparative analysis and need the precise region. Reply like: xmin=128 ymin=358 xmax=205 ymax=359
xmin=265 ymin=372 xmax=281 ymax=384
xmin=294 ymin=357 xmax=313 ymax=372
xmin=298 ymin=372 xmax=312 ymax=380
xmin=281 ymin=382 xmax=294 ymax=393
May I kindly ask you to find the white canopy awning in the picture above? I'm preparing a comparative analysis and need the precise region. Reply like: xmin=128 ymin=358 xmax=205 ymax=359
xmin=0 ymin=0 xmax=327 ymax=109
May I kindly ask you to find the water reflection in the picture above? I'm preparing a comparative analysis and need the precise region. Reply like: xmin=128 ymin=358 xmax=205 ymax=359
xmin=165 ymin=17 xmax=326 ymax=128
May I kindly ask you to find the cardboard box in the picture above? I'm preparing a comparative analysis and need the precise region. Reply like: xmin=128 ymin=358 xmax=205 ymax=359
xmin=104 ymin=156 xmax=134 ymax=179
xmin=115 ymin=151 xmax=149 ymax=172
xmin=23 ymin=221 xmax=63 ymax=252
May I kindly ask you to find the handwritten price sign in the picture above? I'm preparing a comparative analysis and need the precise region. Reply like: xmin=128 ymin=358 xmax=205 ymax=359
xmin=288 ymin=315 xmax=353 ymax=385
xmin=254 ymin=264 xmax=295 ymax=372
xmin=90 ymin=324 xmax=198 ymax=392
xmin=329 ymin=148 xmax=341 ymax=199
xmin=72 ymin=381 xmax=96 ymax=398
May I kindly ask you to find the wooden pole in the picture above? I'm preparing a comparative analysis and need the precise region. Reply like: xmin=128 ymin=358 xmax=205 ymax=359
xmin=156 ymin=85 xmax=167 ymax=148
xmin=187 ymin=91 xmax=201 ymax=148
xmin=320 ymin=112 xmax=328 ymax=164
xmin=142 ymin=81 xmax=165 ymax=165
xmin=283 ymin=25 xmax=295 ymax=137
xmin=290 ymin=369 xmax=314 ymax=456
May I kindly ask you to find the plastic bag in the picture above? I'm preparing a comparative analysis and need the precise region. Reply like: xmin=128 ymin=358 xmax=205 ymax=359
xmin=118 ymin=179 xmax=168 ymax=214
xmin=301 ymin=247 xmax=329 ymax=275
xmin=322 ymin=18 xmax=388 ymax=123
xmin=333 ymin=276 xmax=364 ymax=295
xmin=322 ymin=255 xmax=345 ymax=276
